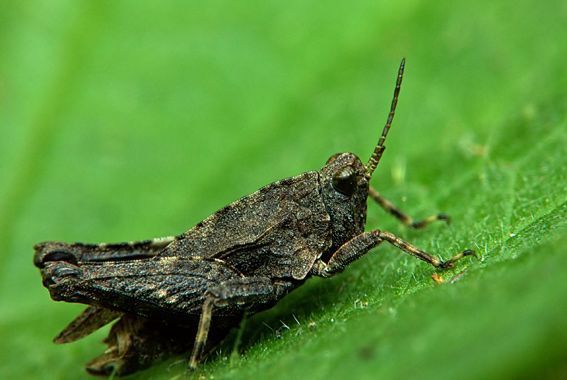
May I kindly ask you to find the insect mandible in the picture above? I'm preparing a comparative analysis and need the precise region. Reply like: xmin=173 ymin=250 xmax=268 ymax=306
xmin=34 ymin=58 xmax=475 ymax=376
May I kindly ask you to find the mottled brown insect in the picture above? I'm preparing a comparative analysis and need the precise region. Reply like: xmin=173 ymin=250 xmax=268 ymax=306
xmin=34 ymin=59 xmax=475 ymax=376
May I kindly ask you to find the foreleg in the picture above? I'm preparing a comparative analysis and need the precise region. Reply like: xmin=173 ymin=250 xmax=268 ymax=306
xmin=368 ymin=186 xmax=449 ymax=229
xmin=312 ymin=230 xmax=474 ymax=277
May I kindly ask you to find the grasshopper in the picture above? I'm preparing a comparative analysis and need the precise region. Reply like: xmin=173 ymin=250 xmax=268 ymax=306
xmin=34 ymin=59 xmax=475 ymax=375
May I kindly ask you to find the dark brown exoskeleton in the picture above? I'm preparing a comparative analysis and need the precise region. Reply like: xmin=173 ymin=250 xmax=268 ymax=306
xmin=34 ymin=59 xmax=475 ymax=376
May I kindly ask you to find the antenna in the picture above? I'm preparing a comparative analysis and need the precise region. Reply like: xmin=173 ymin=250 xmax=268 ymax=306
xmin=365 ymin=58 xmax=405 ymax=179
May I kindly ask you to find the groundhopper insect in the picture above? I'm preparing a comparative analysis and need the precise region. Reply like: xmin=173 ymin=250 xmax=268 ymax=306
xmin=34 ymin=59 xmax=475 ymax=375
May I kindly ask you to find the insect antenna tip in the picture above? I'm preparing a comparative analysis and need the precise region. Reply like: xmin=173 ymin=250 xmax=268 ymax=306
xmin=365 ymin=59 xmax=406 ymax=179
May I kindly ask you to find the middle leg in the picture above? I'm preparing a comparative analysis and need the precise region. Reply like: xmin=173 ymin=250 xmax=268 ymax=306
xmin=189 ymin=277 xmax=280 ymax=369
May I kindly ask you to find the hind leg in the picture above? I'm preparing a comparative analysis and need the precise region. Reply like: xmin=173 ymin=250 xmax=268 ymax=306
xmin=86 ymin=315 xmax=196 ymax=376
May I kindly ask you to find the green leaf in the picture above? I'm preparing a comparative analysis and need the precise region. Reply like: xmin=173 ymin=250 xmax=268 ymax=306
xmin=0 ymin=1 xmax=565 ymax=379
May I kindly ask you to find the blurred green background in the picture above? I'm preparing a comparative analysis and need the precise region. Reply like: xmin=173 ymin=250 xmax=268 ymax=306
xmin=0 ymin=1 xmax=565 ymax=379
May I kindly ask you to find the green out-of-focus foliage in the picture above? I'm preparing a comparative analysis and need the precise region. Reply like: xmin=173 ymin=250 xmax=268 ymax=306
xmin=0 ymin=1 xmax=565 ymax=379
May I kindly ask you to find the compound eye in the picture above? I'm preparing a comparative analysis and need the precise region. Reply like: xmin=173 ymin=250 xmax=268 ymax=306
xmin=332 ymin=166 xmax=357 ymax=196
